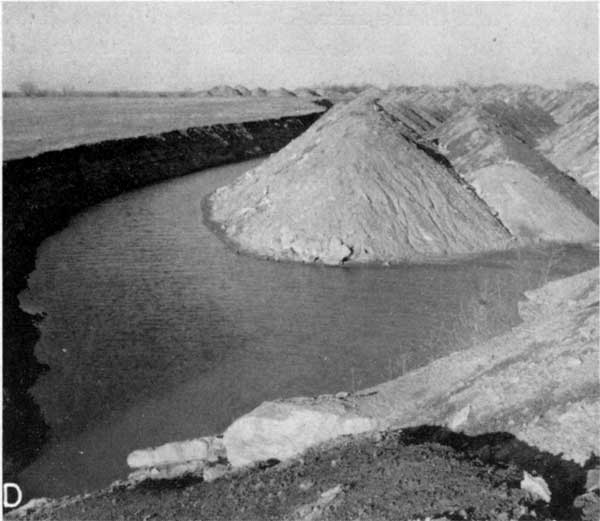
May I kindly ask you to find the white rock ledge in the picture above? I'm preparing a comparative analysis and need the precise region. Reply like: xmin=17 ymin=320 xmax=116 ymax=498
xmin=127 ymin=438 xmax=211 ymax=468
xmin=126 ymin=436 xmax=226 ymax=482
xmin=222 ymin=402 xmax=380 ymax=467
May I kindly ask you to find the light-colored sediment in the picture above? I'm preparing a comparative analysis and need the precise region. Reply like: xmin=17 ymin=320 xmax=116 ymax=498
xmin=430 ymin=103 xmax=599 ymax=242
xmin=384 ymin=83 xmax=599 ymax=202
xmin=223 ymin=404 xmax=379 ymax=467
xmin=269 ymin=87 xmax=298 ymax=98
xmin=209 ymin=85 xmax=598 ymax=266
xmin=538 ymin=101 xmax=599 ymax=197
xmin=207 ymin=85 xmax=243 ymax=97
xmin=209 ymin=89 xmax=513 ymax=265
xmin=294 ymin=87 xmax=320 ymax=98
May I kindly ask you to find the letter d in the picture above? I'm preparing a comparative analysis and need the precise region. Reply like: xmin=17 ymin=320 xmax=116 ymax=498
xmin=3 ymin=482 xmax=23 ymax=508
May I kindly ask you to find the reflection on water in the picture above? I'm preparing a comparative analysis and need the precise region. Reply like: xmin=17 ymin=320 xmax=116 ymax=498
xmin=17 ymin=159 xmax=598 ymax=498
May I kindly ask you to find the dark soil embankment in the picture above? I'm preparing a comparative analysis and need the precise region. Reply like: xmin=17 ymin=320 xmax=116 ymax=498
xmin=3 ymin=111 xmax=325 ymax=480
xmin=18 ymin=427 xmax=585 ymax=520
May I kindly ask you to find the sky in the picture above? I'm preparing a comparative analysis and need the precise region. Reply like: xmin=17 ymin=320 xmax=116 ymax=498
xmin=2 ymin=2 xmax=598 ymax=92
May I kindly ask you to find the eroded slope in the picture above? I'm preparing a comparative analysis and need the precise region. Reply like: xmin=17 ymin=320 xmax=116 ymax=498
xmin=538 ymin=100 xmax=599 ymax=197
xmin=209 ymin=90 xmax=512 ymax=265
xmin=430 ymin=102 xmax=598 ymax=242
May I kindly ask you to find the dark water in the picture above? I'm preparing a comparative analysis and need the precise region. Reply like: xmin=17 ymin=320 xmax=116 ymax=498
xmin=17 ymin=159 xmax=598 ymax=498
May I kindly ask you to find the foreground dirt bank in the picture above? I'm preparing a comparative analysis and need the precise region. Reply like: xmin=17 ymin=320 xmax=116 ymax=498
xmin=3 ymin=110 xmax=325 ymax=479
xmin=13 ymin=429 xmax=575 ymax=521
xmin=13 ymin=266 xmax=599 ymax=520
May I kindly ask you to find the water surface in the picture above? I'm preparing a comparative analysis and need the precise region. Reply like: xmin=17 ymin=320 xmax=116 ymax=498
xmin=18 ymin=159 xmax=598 ymax=498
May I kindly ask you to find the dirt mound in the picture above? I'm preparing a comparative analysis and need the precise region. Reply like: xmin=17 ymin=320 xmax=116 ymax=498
xmin=538 ymin=100 xmax=598 ymax=197
xmin=233 ymin=85 xmax=252 ymax=97
xmin=479 ymin=98 xmax=558 ymax=144
xmin=387 ymin=83 xmax=594 ymax=135
xmin=208 ymin=85 xmax=243 ymax=97
xmin=251 ymin=87 xmax=268 ymax=97
xmin=390 ymin=84 xmax=598 ymax=200
xmin=545 ymin=88 xmax=598 ymax=125
xmin=388 ymin=84 xmax=551 ymax=116
xmin=208 ymin=89 xmax=512 ymax=265
xmin=16 ymin=429 xmax=561 ymax=521
xmin=294 ymin=87 xmax=319 ymax=98
xmin=375 ymin=96 xmax=446 ymax=141
xmin=269 ymin=88 xmax=298 ymax=98
xmin=389 ymin=84 xmax=477 ymax=115
xmin=429 ymin=102 xmax=598 ymax=242
xmin=208 ymin=85 xmax=596 ymax=265
xmin=520 ymin=86 xmax=598 ymax=197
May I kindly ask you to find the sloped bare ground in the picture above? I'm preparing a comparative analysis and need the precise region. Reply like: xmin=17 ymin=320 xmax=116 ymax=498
xmin=537 ymin=103 xmax=599 ymax=198
xmin=209 ymin=90 xmax=512 ymax=266
xmin=429 ymin=103 xmax=598 ymax=242
xmin=11 ymin=428 xmax=579 ymax=521
xmin=459 ymin=163 xmax=597 ymax=242
xmin=379 ymin=84 xmax=598 ymax=202
xmin=209 ymin=87 xmax=597 ymax=267
xmin=388 ymin=83 xmax=596 ymax=129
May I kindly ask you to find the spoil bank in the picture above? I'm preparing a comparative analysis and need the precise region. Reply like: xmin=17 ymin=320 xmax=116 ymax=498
xmin=209 ymin=90 xmax=514 ymax=265
xmin=208 ymin=88 xmax=598 ymax=266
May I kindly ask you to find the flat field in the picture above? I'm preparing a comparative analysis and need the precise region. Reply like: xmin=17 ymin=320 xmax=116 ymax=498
xmin=3 ymin=96 xmax=322 ymax=160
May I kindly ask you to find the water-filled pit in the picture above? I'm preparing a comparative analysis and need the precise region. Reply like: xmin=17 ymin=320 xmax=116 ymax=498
xmin=18 ymin=159 xmax=598 ymax=498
